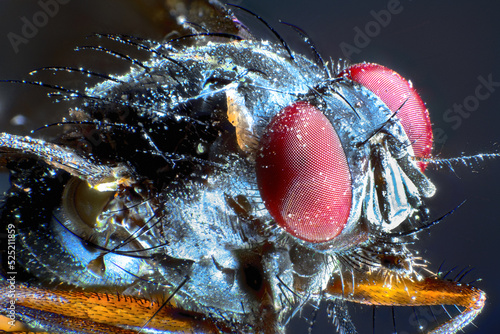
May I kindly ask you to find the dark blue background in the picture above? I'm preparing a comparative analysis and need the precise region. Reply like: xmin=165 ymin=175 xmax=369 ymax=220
xmin=0 ymin=1 xmax=499 ymax=333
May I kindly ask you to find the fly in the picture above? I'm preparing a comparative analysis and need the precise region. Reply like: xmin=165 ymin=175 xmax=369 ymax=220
xmin=0 ymin=1 xmax=496 ymax=333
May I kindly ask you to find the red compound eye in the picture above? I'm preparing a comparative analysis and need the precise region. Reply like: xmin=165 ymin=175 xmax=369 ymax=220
xmin=256 ymin=101 xmax=352 ymax=243
xmin=339 ymin=63 xmax=433 ymax=171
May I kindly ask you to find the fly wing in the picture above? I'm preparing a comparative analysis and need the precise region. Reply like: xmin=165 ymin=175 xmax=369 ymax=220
xmin=107 ymin=0 xmax=250 ymax=37
xmin=163 ymin=0 xmax=254 ymax=39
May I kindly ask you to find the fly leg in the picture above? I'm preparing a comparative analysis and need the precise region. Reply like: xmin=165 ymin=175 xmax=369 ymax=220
xmin=0 ymin=284 xmax=233 ymax=333
xmin=325 ymin=270 xmax=485 ymax=333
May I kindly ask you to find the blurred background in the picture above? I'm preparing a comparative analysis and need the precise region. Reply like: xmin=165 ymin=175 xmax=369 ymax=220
xmin=0 ymin=0 xmax=499 ymax=333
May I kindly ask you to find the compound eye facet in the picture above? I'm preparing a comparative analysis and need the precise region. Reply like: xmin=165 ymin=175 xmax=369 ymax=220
xmin=256 ymin=101 xmax=352 ymax=243
xmin=339 ymin=63 xmax=433 ymax=171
